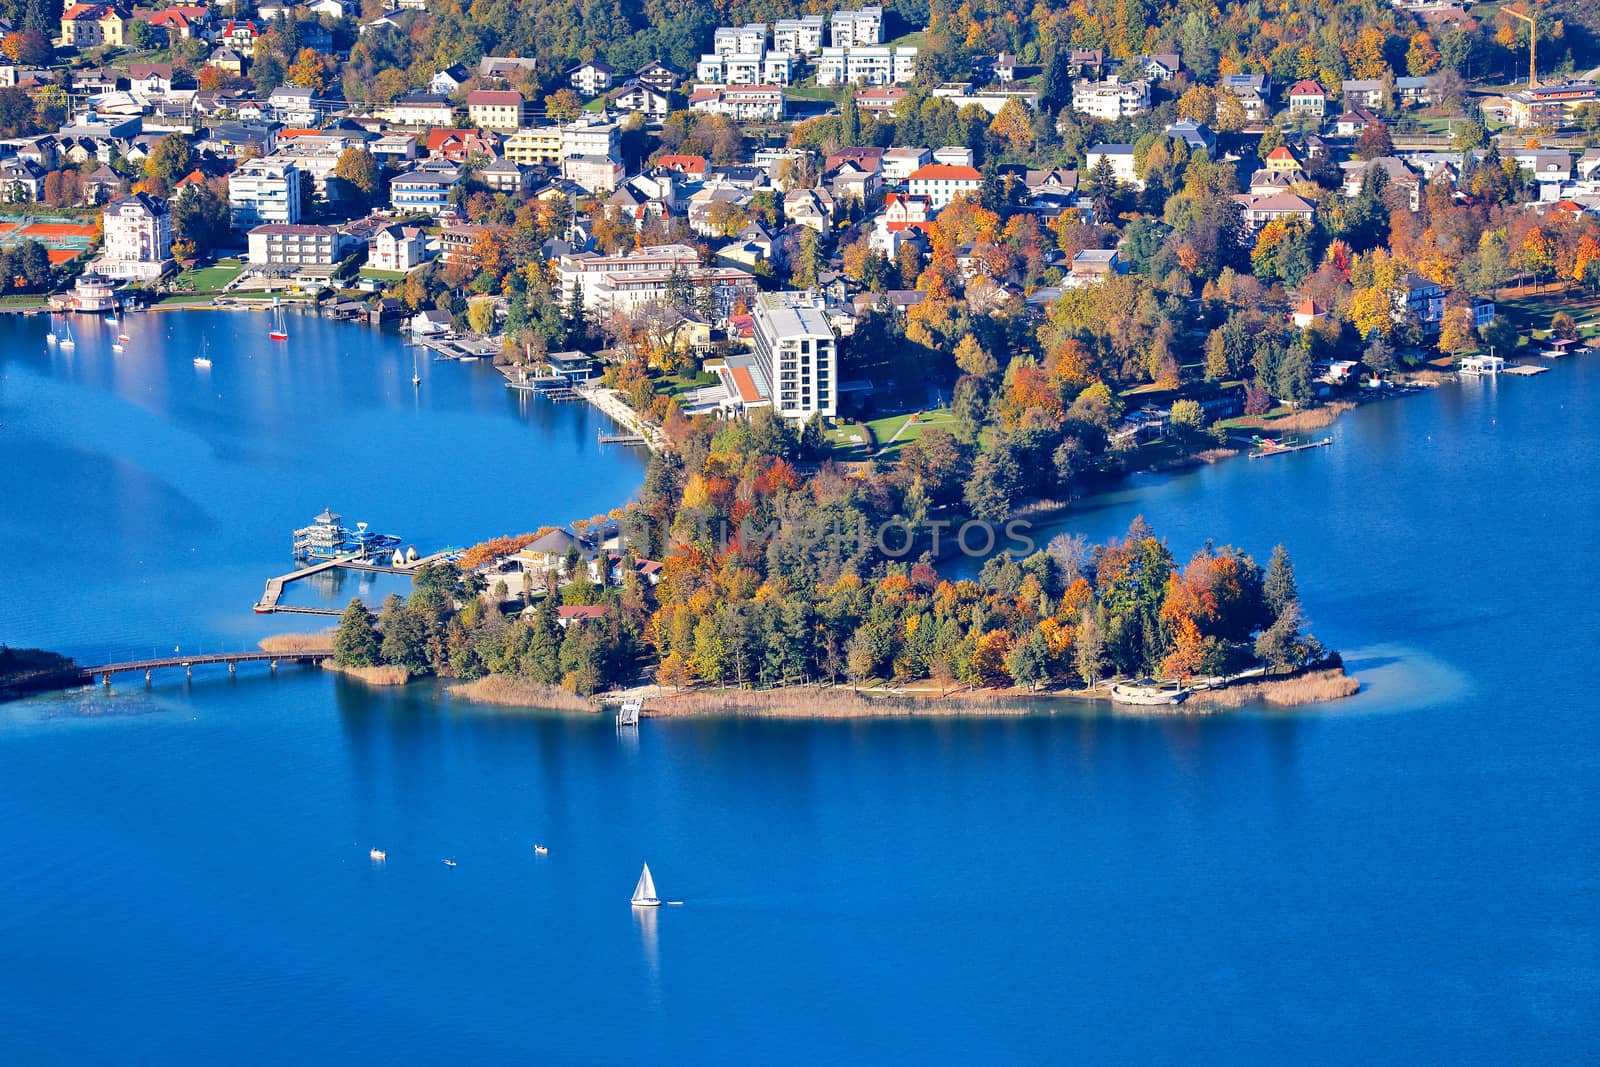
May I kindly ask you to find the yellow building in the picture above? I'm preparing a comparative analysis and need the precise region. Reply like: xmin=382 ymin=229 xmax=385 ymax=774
xmin=465 ymin=89 xmax=525 ymax=132
xmin=503 ymin=126 xmax=563 ymax=166
xmin=61 ymin=3 xmax=126 ymax=47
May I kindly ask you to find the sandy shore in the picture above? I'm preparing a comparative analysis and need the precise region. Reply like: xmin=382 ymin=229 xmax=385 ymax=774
xmin=628 ymin=666 xmax=1359 ymax=719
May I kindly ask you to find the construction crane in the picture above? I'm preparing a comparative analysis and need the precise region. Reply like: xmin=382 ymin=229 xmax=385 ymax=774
xmin=1505 ymin=5 xmax=1538 ymax=88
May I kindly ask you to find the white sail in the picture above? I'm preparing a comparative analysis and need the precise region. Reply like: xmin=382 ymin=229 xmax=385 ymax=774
xmin=632 ymin=863 xmax=659 ymax=905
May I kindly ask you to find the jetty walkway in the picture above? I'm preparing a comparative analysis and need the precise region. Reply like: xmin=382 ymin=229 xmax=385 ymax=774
xmin=78 ymin=650 xmax=330 ymax=685
xmin=254 ymin=550 xmax=457 ymax=613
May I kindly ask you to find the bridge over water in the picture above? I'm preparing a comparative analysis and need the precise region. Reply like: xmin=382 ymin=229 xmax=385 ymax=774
xmin=78 ymin=650 xmax=331 ymax=686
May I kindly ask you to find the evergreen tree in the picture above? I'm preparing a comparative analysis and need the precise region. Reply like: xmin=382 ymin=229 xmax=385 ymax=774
xmin=332 ymin=598 xmax=380 ymax=667
xmin=1264 ymin=544 xmax=1299 ymax=618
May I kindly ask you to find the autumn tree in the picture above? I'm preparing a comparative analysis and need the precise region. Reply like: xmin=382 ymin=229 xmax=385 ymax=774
xmin=286 ymin=48 xmax=328 ymax=93
xmin=334 ymin=147 xmax=380 ymax=208
xmin=1438 ymin=304 xmax=1476 ymax=356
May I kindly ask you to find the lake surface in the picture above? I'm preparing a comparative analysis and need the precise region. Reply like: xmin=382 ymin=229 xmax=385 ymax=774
xmin=2 ymin=314 xmax=1596 ymax=1062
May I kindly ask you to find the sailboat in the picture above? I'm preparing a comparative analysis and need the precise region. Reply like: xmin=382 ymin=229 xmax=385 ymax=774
xmin=631 ymin=863 xmax=661 ymax=907
xmin=411 ymin=351 xmax=421 ymax=387
xmin=116 ymin=309 xmax=130 ymax=342
xmin=45 ymin=313 xmax=59 ymax=345
xmin=58 ymin=317 xmax=76 ymax=350
xmin=269 ymin=302 xmax=288 ymax=341
xmin=193 ymin=334 xmax=212 ymax=368
xmin=103 ymin=307 xmax=118 ymax=325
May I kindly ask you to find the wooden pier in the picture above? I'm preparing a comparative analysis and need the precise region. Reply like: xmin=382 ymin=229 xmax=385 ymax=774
xmin=253 ymin=550 xmax=457 ymax=614
xmin=599 ymin=430 xmax=648 ymax=445
xmin=1247 ymin=436 xmax=1333 ymax=460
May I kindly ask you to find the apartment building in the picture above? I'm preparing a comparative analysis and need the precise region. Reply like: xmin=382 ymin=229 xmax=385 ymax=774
xmin=831 ymin=6 xmax=882 ymax=48
xmin=752 ymin=290 xmax=837 ymax=419
xmin=228 ymin=157 xmax=302 ymax=228
xmin=466 ymin=89 xmax=526 ymax=131
xmin=773 ymin=16 xmax=825 ymax=55
xmin=95 ymin=192 xmax=172 ymax=280
xmin=1071 ymin=76 xmax=1150 ymax=120
xmin=815 ymin=46 xmax=917 ymax=87
xmin=246 ymin=223 xmax=346 ymax=268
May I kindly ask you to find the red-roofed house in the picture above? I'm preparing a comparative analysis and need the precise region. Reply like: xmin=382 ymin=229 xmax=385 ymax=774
xmin=1288 ymin=80 xmax=1327 ymax=116
xmin=1292 ymin=298 xmax=1328 ymax=329
xmin=1264 ymin=146 xmax=1302 ymax=173
xmin=906 ymin=163 xmax=982 ymax=210
xmin=555 ymin=604 xmax=609 ymax=628
xmin=219 ymin=19 xmax=260 ymax=54
xmin=425 ymin=127 xmax=499 ymax=162
xmin=61 ymin=4 xmax=127 ymax=46
xmin=141 ymin=5 xmax=209 ymax=38
xmin=656 ymin=154 xmax=708 ymax=178
xmin=466 ymin=89 xmax=525 ymax=131
xmin=880 ymin=192 xmax=932 ymax=232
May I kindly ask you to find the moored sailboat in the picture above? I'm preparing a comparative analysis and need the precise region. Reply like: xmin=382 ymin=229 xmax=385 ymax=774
xmin=193 ymin=335 xmax=212 ymax=368
xmin=631 ymin=863 xmax=661 ymax=907
xmin=269 ymin=302 xmax=288 ymax=341
xmin=58 ymin=317 xmax=76 ymax=350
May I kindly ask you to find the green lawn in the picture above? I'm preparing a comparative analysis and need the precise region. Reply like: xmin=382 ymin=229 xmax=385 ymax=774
xmin=170 ymin=258 xmax=245 ymax=293
xmin=887 ymin=30 xmax=927 ymax=49
xmin=784 ymin=85 xmax=841 ymax=102
xmin=359 ymin=268 xmax=406 ymax=282
xmin=657 ymin=370 xmax=718 ymax=398
xmin=1494 ymin=290 xmax=1600 ymax=339
xmin=0 ymin=293 xmax=47 ymax=308
xmin=863 ymin=407 xmax=954 ymax=457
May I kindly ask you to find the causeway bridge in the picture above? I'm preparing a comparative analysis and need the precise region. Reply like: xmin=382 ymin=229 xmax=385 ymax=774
xmin=77 ymin=650 xmax=331 ymax=686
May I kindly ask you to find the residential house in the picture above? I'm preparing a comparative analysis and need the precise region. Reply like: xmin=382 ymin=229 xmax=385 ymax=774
xmin=268 ymin=86 xmax=316 ymax=126
xmin=476 ymin=158 xmax=535 ymax=198
xmin=556 ymin=244 xmax=756 ymax=317
xmin=1395 ymin=273 xmax=1445 ymax=334
xmin=855 ymin=86 xmax=907 ymax=115
xmin=1341 ymin=79 xmax=1383 ymax=109
xmin=1069 ymin=248 xmax=1124 ymax=286
xmin=128 ymin=63 xmax=174 ymax=96
xmin=815 ymin=45 xmax=917 ymax=86
xmin=1220 ymin=73 xmax=1271 ymax=121
xmin=1136 ymin=53 xmax=1181 ymax=81
xmin=0 ymin=158 xmax=45 ymax=202
xmin=389 ymin=160 xmax=461 ymax=215
xmin=1287 ymin=80 xmax=1327 ymax=117
xmin=1507 ymin=81 xmax=1599 ymax=129
xmin=610 ymin=82 xmax=670 ymax=119
xmin=425 ymin=127 xmax=499 ymax=162
xmin=369 ymin=133 xmax=418 ymax=165
xmin=381 ymin=94 xmax=455 ymax=128
xmin=772 ymin=16 xmax=824 ymax=56
xmin=429 ymin=64 xmax=472 ymax=96
xmin=1231 ymin=191 xmax=1315 ymax=232
xmin=1084 ymin=142 xmax=1141 ymax=190
xmin=207 ymin=47 xmax=245 ymax=76
xmin=1165 ymin=119 xmax=1215 ymax=154
xmin=561 ymin=155 xmax=624 ymax=194
xmin=881 ymin=146 xmax=930 ymax=183
xmin=1292 ymin=297 xmax=1329 ymax=329
xmin=1264 ymin=146 xmax=1302 ymax=173
xmin=879 ymin=191 xmax=931 ymax=232
xmin=478 ymin=56 xmax=539 ymax=84
xmin=367 ymin=222 xmax=429 ymax=271
xmin=1071 ymin=75 xmax=1150 ymax=120
xmin=466 ymin=89 xmax=525 ymax=131
xmin=93 ymin=192 xmax=171 ymax=280
xmin=907 ymin=163 xmax=982 ymax=210
xmin=634 ymin=60 xmax=684 ymax=94
xmin=217 ymin=19 xmax=260 ymax=55
xmin=1333 ymin=107 xmax=1379 ymax=137
xmin=783 ymin=187 xmax=833 ymax=232
xmin=830 ymin=6 xmax=882 ymax=48
xmin=568 ymin=60 xmax=614 ymax=96
xmin=60 ymin=4 xmax=125 ymax=47
xmin=687 ymin=85 xmax=784 ymax=121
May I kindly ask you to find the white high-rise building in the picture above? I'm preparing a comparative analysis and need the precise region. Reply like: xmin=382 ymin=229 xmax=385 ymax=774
xmin=228 ymin=157 xmax=302 ymax=228
xmin=95 ymin=192 xmax=172 ymax=280
xmin=753 ymin=290 xmax=837 ymax=420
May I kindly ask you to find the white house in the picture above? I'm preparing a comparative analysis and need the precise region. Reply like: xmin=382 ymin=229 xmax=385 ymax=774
xmin=906 ymin=163 xmax=982 ymax=210
xmin=94 ymin=192 xmax=172 ymax=280
xmin=368 ymin=222 xmax=429 ymax=271
xmin=567 ymin=61 xmax=614 ymax=96
xmin=1071 ymin=76 xmax=1150 ymax=120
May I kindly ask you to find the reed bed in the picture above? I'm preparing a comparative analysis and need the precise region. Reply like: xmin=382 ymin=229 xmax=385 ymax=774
xmin=1239 ymin=401 xmax=1355 ymax=433
xmin=1191 ymin=668 xmax=1359 ymax=708
xmin=322 ymin=662 xmax=410 ymax=686
xmin=448 ymin=675 xmax=595 ymax=712
xmin=258 ymin=631 xmax=335 ymax=654
xmin=645 ymin=686 xmax=1037 ymax=718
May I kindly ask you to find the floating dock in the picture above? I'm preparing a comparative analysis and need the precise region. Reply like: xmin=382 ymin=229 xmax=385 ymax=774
xmin=1503 ymin=364 xmax=1550 ymax=376
xmin=1248 ymin=437 xmax=1333 ymax=460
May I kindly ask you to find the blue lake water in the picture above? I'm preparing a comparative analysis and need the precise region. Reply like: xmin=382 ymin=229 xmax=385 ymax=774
xmin=1 ymin=313 xmax=1596 ymax=1062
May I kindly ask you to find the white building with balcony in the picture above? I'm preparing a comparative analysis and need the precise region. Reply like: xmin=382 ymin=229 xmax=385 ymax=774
xmin=228 ymin=157 xmax=302 ymax=228
xmin=1071 ymin=76 xmax=1150 ymax=121
xmin=816 ymin=46 xmax=917 ymax=86
xmin=831 ymin=7 xmax=883 ymax=48
xmin=773 ymin=16 xmax=824 ymax=55
xmin=94 ymin=192 xmax=172 ymax=280
xmin=753 ymin=290 xmax=837 ymax=419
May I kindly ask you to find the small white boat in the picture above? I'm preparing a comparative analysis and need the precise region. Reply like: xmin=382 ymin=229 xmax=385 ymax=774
xmin=103 ymin=312 xmax=118 ymax=325
xmin=270 ymin=302 xmax=288 ymax=341
xmin=411 ymin=351 xmax=421 ymax=387
xmin=631 ymin=862 xmax=661 ymax=907
xmin=443 ymin=859 xmax=457 ymax=868
xmin=46 ymin=314 xmax=59 ymax=344
xmin=58 ymin=318 xmax=76 ymax=350
xmin=369 ymin=848 xmax=387 ymax=861
xmin=194 ymin=335 xmax=212 ymax=368
xmin=111 ymin=342 xmax=124 ymax=353
xmin=534 ymin=844 xmax=549 ymax=855
xmin=1109 ymin=679 xmax=1189 ymax=706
